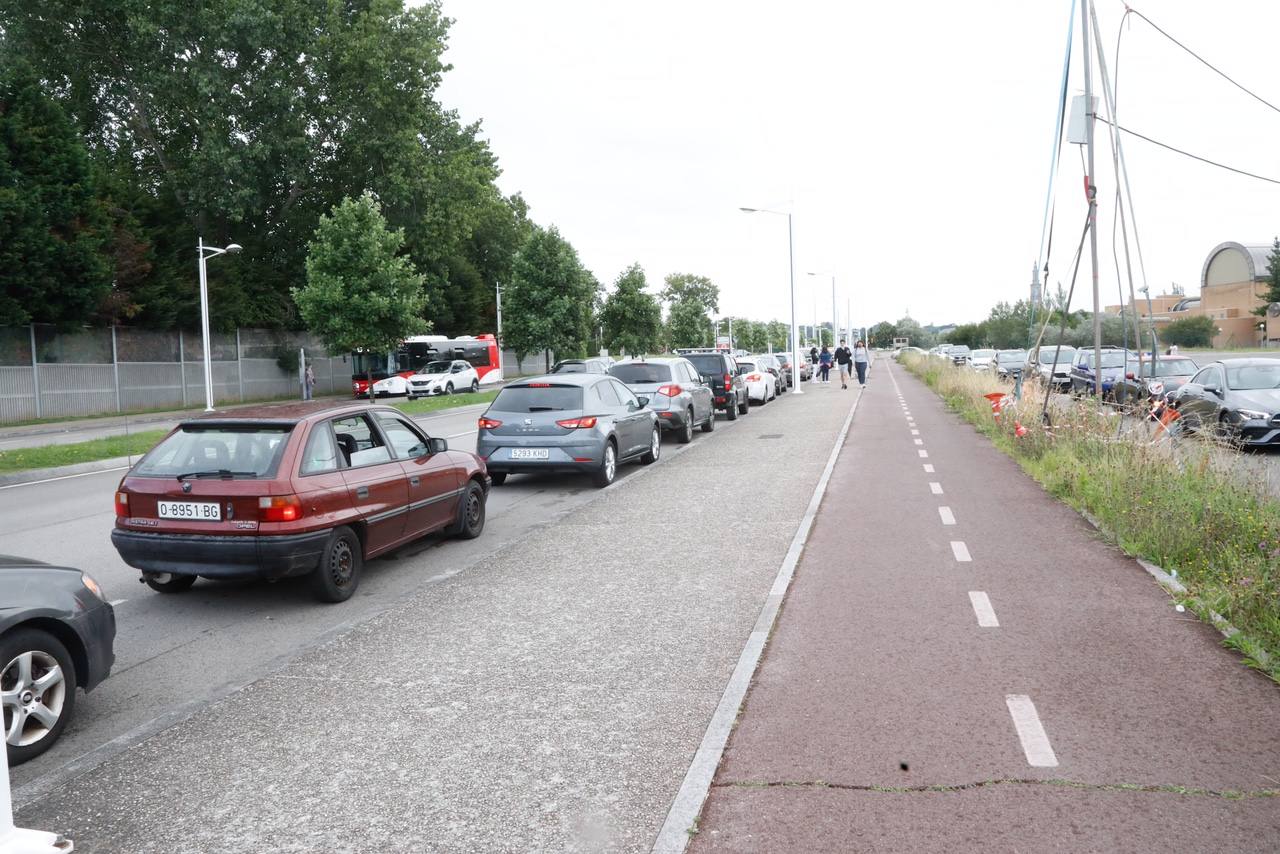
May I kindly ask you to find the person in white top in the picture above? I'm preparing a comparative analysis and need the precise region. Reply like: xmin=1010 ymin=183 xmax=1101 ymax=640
xmin=853 ymin=340 xmax=870 ymax=386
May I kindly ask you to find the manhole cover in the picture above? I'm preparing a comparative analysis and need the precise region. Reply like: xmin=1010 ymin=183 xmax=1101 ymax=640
xmin=758 ymin=433 xmax=783 ymax=439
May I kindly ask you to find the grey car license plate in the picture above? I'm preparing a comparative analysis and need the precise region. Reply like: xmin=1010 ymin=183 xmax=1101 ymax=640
xmin=510 ymin=448 xmax=550 ymax=460
xmin=157 ymin=500 xmax=222 ymax=521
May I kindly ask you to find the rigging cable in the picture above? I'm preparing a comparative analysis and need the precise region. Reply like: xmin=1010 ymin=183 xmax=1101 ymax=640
xmin=1036 ymin=0 xmax=1078 ymax=282
xmin=1095 ymin=118 xmax=1280 ymax=186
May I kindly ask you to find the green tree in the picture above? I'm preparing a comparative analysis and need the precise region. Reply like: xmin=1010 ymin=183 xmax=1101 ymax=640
xmin=0 ymin=61 xmax=111 ymax=327
xmin=946 ymin=323 xmax=986 ymax=349
xmin=766 ymin=320 xmax=789 ymax=351
xmin=661 ymin=273 xmax=719 ymax=350
xmin=601 ymin=264 xmax=663 ymax=356
xmin=504 ymin=225 xmax=594 ymax=367
xmin=1252 ymin=237 xmax=1280 ymax=317
xmin=667 ymin=299 xmax=712 ymax=349
xmin=868 ymin=321 xmax=897 ymax=348
xmin=1161 ymin=314 xmax=1216 ymax=348
xmin=292 ymin=192 xmax=427 ymax=396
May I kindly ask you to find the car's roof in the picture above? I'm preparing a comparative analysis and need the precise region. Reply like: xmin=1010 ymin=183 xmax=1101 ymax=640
xmin=180 ymin=401 xmax=402 ymax=427
xmin=614 ymin=357 xmax=686 ymax=365
xmin=1211 ymin=358 xmax=1280 ymax=366
xmin=507 ymin=373 xmax=603 ymax=387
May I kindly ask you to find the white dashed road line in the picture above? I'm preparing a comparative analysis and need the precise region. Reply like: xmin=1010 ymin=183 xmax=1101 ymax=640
xmin=938 ymin=506 xmax=956 ymax=525
xmin=911 ymin=429 xmax=920 ymax=435
xmin=923 ymin=464 xmax=934 ymax=473
xmin=968 ymin=592 xmax=999 ymax=627
xmin=918 ymin=449 xmax=929 ymax=458
xmin=950 ymin=541 xmax=971 ymax=562
xmin=1005 ymin=695 xmax=1059 ymax=767
xmin=914 ymin=439 xmax=924 ymax=445
xmin=929 ymin=482 xmax=943 ymax=495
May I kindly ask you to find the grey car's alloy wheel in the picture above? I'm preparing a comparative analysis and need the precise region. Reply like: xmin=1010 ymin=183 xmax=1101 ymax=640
xmin=679 ymin=409 xmax=694 ymax=443
xmin=2 ymin=629 xmax=75 ymax=765
xmin=445 ymin=382 xmax=454 ymax=395
xmin=310 ymin=526 xmax=363 ymax=603
xmin=641 ymin=428 xmax=660 ymax=464
xmin=143 ymin=572 xmax=197 ymax=593
xmin=594 ymin=441 xmax=617 ymax=487
xmin=701 ymin=407 xmax=715 ymax=432
xmin=738 ymin=394 xmax=749 ymax=415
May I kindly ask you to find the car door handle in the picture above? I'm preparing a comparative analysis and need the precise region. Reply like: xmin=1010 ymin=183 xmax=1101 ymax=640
xmin=410 ymin=476 xmax=420 ymax=486
xmin=356 ymin=486 xmax=369 ymax=499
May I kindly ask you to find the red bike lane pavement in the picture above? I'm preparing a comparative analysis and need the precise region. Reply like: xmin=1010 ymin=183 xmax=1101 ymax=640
xmin=689 ymin=360 xmax=1280 ymax=853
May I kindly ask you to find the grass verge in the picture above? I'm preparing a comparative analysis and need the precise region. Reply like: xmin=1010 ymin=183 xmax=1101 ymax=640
xmin=901 ymin=354 xmax=1280 ymax=682
xmin=0 ymin=430 xmax=169 ymax=474
xmin=393 ymin=389 xmax=498 ymax=416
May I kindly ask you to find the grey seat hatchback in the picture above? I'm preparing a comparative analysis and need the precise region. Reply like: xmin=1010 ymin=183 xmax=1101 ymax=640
xmin=476 ymin=375 xmax=660 ymax=487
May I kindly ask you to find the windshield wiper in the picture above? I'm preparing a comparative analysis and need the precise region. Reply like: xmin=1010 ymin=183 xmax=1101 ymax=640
xmin=175 ymin=469 xmax=257 ymax=482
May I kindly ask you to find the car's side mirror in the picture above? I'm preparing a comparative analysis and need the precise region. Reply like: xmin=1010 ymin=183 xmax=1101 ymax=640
xmin=427 ymin=437 xmax=448 ymax=454
xmin=1125 ymin=372 xmax=1135 ymax=380
xmin=1206 ymin=384 xmax=1223 ymax=397
xmin=635 ymin=396 xmax=650 ymax=408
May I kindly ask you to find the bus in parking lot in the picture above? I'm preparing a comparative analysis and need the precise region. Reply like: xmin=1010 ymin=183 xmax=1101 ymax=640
xmin=351 ymin=334 xmax=501 ymax=396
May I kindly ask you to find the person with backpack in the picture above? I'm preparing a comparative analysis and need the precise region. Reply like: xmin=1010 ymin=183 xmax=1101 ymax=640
xmin=834 ymin=340 xmax=853 ymax=389
xmin=853 ymin=339 xmax=870 ymax=386
xmin=818 ymin=346 xmax=833 ymax=383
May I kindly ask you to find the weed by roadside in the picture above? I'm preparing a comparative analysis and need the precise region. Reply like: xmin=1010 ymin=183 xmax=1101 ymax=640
xmin=0 ymin=430 xmax=169 ymax=474
xmin=902 ymin=355 xmax=1280 ymax=682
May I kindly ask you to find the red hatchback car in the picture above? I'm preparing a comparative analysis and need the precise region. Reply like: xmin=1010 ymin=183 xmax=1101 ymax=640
xmin=110 ymin=403 xmax=489 ymax=602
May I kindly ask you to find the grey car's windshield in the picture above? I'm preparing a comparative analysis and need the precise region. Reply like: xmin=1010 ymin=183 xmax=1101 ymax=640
xmin=996 ymin=351 xmax=1026 ymax=364
xmin=1089 ymin=352 xmax=1127 ymax=368
xmin=492 ymin=385 xmax=583 ymax=412
xmin=134 ymin=426 xmax=290 ymax=478
xmin=1227 ymin=364 xmax=1280 ymax=390
xmin=610 ymin=363 xmax=671 ymax=384
xmin=1137 ymin=359 xmax=1197 ymax=377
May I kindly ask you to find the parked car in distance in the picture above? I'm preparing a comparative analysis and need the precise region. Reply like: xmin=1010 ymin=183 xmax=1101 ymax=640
xmin=894 ymin=346 xmax=926 ymax=360
xmin=1069 ymin=348 xmax=1129 ymax=396
xmin=772 ymin=352 xmax=799 ymax=386
xmin=111 ymin=403 xmax=489 ymax=603
xmin=736 ymin=358 xmax=776 ymax=405
xmin=1031 ymin=346 xmax=1077 ymax=390
xmin=405 ymin=359 xmax=480 ymax=399
xmin=991 ymin=350 xmax=1029 ymax=380
xmin=476 ymin=374 xmax=660 ymax=487
xmin=2 ymin=556 xmax=116 ymax=764
xmin=949 ymin=345 xmax=972 ymax=365
xmin=682 ymin=350 xmax=750 ymax=419
xmin=1170 ymin=359 xmax=1280 ymax=445
xmin=369 ymin=372 xmax=413 ymax=397
xmin=1112 ymin=356 xmax=1199 ymax=406
xmin=551 ymin=358 xmax=611 ymax=375
xmin=608 ymin=358 xmax=714 ymax=443
xmin=968 ymin=349 xmax=996 ymax=371
xmin=754 ymin=354 xmax=787 ymax=395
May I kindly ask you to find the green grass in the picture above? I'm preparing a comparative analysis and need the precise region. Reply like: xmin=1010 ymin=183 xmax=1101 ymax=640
xmin=0 ymin=430 xmax=169 ymax=474
xmin=902 ymin=354 xmax=1280 ymax=682
xmin=392 ymin=389 xmax=498 ymax=416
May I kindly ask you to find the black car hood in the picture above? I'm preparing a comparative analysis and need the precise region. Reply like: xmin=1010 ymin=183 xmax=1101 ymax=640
xmin=0 ymin=554 xmax=51 ymax=569
xmin=1227 ymin=388 xmax=1280 ymax=413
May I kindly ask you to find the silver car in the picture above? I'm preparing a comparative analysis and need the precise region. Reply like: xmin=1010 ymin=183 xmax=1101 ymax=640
xmin=608 ymin=358 xmax=715 ymax=443
xmin=476 ymin=374 xmax=660 ymax=488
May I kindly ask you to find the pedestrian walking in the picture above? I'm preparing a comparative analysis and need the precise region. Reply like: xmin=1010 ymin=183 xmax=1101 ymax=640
xmin=809 ymin=345 xmax=820 ymax=382
xmin=834 ymin=339 xmax=853 ymax=389
xmin=303 ymin=361 xmax=315 ymax=401
xmin=853 ymin=339 xmax=869 ymax=386
xmin=818 ymin=346 xmax=833 ymax=383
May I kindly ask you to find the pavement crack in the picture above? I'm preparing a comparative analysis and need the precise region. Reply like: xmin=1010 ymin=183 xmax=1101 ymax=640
xmin=714 ymin=778 xmax=1280 ymax=800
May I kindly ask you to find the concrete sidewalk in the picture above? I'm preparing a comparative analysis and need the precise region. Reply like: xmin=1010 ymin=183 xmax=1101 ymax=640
xmin=691 ymin=359 xmax=1280 ymax=852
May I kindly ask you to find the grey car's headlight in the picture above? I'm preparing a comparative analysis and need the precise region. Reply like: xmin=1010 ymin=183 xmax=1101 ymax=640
xmin=1237 ymin=409 xmax=1270 ymax=421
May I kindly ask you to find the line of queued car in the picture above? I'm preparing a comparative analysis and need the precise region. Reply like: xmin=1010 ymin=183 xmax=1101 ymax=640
xmin=6 ymin=349 xmax=803 ymax=765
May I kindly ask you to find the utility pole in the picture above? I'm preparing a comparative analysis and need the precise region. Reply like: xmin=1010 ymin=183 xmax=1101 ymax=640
xmin=1082 ymin=0 xmax=1102 ymax=397
xmin=495 ymin=281 xmax=504 ymax=375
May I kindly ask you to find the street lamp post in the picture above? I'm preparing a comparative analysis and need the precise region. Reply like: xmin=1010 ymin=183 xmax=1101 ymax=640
xmin=196 ymin=238 xmax=242 ymax=412
xmin=740 ymin=207 xmax=802 ymax=393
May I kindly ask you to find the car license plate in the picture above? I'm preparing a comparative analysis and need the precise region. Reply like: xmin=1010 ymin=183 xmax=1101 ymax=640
xmin=510 ymin=448 xmax=550 ymax=460
xmin=157 ymin=501 xmax=222 ymax=521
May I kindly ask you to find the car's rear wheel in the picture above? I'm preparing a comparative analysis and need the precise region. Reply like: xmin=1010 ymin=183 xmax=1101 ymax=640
xmin=726 ymin=395 xmax=739 ymax=420
xmin=470 ymin=379 xmax=479 ymax=393
xmin=143 ymin=572 xmax=197 ymax=594
xmin=310 ymin=526 xmax=362 ymax=603
xmin=739 ymin=394 xmax=749 ymax=415
xmin=679 ymin=409 xmax=694 ymax=443
xmin=452 ymin=481 xmax=486 ymax=539
xmin=490 ymin=472 xmax=508 ymax=486
xmin=2 ymin=629 xmax=76 ymax=766
xmin=593 ymin=441 xmax=617 ymax=487
xmin=640 ymin=428 xmax=661 ymax=464
xmin=701 ymin=408 xmax=715 ymax=432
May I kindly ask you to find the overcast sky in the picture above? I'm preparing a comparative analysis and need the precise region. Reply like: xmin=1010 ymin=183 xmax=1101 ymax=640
xmin=435 ymin=0 xmax=1280 ymax=330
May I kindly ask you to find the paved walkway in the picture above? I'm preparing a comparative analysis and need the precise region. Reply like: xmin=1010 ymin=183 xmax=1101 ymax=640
xmin=691 ymin=359 xmax=1280 ymax=852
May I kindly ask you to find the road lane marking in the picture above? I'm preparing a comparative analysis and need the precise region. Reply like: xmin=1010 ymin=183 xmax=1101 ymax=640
xmin=923 ymin=464 xmax=935 ymax=473
xmin=938 ymin=506 xmax=956 ymax=525
xmin=108 ymin=599 xmax=128 ymax=607
xmin=929 ymin=482 xmax=943 ymax=494
xmin=918 ymin=449 xmax=929 ymax=458
xmin=968 ymin=592 xmax=998 ymax=627
xmin=446 ymin=430 xmax=478 ymax=439
xmin=914 ymin=438 xmax=924 ymax=445
xmin=0 ymin=466 xmax=131 ymax=490
xmin=911 ymin=429 xmax=920 ymax=435
xmin=1006 ymin=695 xmax=1059 ymax=767
xmin=951 ymin=541 xmax=971 ymax=561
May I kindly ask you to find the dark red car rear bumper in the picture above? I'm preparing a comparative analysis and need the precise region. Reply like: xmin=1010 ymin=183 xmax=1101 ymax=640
xmin=111 ymin=528 xmax=331 ymax=580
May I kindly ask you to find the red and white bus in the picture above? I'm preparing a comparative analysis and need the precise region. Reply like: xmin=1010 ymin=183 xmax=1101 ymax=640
xmin=350 ymin=334 xmax=501 ymax=396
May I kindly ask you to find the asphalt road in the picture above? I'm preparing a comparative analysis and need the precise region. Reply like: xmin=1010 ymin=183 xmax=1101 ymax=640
xmin=9 ymin=382 xmax=860 ymax=854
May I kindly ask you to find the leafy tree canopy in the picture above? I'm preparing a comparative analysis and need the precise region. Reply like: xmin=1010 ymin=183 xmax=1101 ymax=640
xmin=504 ymin=225 xmax=594 ymax=363
xmin=601 ymin=264 xmax=663 ymax=357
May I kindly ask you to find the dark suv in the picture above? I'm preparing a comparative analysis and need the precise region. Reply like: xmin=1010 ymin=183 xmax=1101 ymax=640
xmin=682 ymin=351 xmax=750 ymax=419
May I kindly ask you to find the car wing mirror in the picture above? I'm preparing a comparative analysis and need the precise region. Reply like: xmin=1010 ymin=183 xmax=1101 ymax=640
xmin=635 ymin=396 xmax=650 ymax=408
xmin=427 ymin=437 xmax=448 ymax=454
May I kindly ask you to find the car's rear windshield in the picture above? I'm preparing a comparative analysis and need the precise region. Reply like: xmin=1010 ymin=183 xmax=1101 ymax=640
xmin=133 ymin=425 xmax=291 ymax=478
xmin=1228 ymin=363 xmax=1280 ymax=390
xmin=1139 ymin=358 xmax=1197 ymax=377
xmin=552 ymin=362 xmax=586 ymax=373
xmin=685 ymin=355 xmax=725 ymax=375
xmin=491 ymin=384 xmax=583 ymax=412
xmin=610 ymin=363 xmax=671 ymax=384
xmin=950 ymin=346 xmax=971 ymax=355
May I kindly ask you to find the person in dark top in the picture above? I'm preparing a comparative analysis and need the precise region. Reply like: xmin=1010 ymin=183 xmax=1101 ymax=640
xmin=834 ymin=340 xmax=853 ymax=389
xmin=818 ymin=346 xmax=833 ymax=383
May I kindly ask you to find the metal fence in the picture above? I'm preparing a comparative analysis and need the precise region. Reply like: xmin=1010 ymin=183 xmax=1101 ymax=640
xmin=0 ymin=325 xmax=556 ymax=424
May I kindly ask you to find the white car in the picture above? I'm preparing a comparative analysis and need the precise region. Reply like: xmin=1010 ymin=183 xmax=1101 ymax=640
xmin=406 ymin=359 xmax=480 ymax=398
xmin=737 ymin=359 xmax=777 ymax=405
xmin=969 ymin=349 xmax=996 ymax=371
xmin=370 ymin=373 xmax=412 ymax=397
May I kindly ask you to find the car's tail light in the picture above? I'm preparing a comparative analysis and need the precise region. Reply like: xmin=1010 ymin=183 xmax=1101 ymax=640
xmin=114 ymin=491 xmax=129 ymax=518
xmin=723 ymin=373 xmax=732 ymax=389
xmin=748 ymin=373 xmax=761 ymax=382
xmin=556 ymin=416 xmax=598 ymax=429
xmin=656 ymin=384 xmax=683 ymax=397
xmin=259 ymin=495 xmax=303 ymax=522
xmin=478 ymin=417 xmax=503 ymax=429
